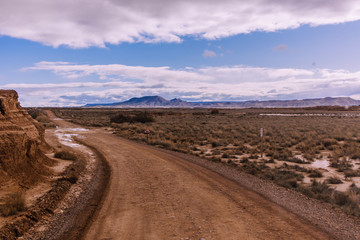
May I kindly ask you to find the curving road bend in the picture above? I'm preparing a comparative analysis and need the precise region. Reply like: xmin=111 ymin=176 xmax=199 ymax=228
xmin=77 ymin=130 xmax=332 ymax=240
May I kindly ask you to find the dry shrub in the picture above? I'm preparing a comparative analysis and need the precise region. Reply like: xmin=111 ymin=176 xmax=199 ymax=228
xmin=269 ymin=169 xmax=303 ymax=188
xmin=322 ymin=138 xmax=337 ymax=148
xmin=210 ymin=109 xmax=219 ymax=114
xmin=344 ymin=170 xmax=360 ymax=179
xmin=36 ymin=115 xmax=51 ymax=123
xmin=1 ymin=192 xmax=25 ymax=216
xmin=110 ymin=112 xmax=154 ymax=123
xmin=222 ymin=153 xmax=230 ymax=158
xmin=308 ymin=169 xmax=323 ymax=178
xmin=326 ymin=177 xmax=343 ymax=184
xmin=54 ymin=150 xmax=77 ymax=161
xmin=334 ymin=192 xmax=350 ymax=206
xmin=306 ymin=180 xmax=333 ymax=202
xmin=287 ymin=157 xmax=309 ymax=164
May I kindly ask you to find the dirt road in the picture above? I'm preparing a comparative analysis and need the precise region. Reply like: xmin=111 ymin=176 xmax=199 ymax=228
xmin=41 ymin=111 xmax=335 ymax=239
xmin=73 ymin=131 xmax=331 ymax=240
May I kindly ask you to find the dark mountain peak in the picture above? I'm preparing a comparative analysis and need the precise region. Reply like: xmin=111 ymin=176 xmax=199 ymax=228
xmin=124 ymin=96 xmax=168 ymax=105
xmin=170 ymin=98 xmax=185 ymax=103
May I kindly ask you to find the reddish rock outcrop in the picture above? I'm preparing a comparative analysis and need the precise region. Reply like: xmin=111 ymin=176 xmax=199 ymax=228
xmin=0 ymin=90 xmax=51 ymax=186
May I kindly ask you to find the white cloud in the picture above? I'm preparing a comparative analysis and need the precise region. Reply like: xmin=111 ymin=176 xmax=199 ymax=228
xmin=0 ymin=0 xmax=359 ymax=48
xmin=203 ymin=50 xmax=217 ymax=58
xmin=3 ymin=61 xmax=360 ymax=106
xmin=23 ymin=61 xmax=210 ymax=83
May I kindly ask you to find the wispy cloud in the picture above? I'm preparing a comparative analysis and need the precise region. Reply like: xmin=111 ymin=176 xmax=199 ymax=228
xmin=274 ymin=44 xmax=289 ymax=51
xmin=203 ymin=50 xmax=217 ymax=58
xmin=0 ymin=0 xmax=359 ymax=48
xmin=3 ymin=61 xmax=360 ymax=106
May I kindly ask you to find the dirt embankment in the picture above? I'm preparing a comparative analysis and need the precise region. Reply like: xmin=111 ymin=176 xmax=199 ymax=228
xmin=0 ymin=90 xmax=52 ymax=186
xmin=16 ymin=139 xmax=109 ymax=240
xmin=0 ymin=93 xmax=109 ymax=239
xmin=14 ymin=111 xmax=110 ymax=240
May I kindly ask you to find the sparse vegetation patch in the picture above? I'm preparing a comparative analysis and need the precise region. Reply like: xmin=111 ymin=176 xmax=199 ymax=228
xmin=54 ymin=150 xmax=78 ymax=161
xmin=1 ymin=192 xmax=25 ymax=217
xmin=52 ymin=107 xmax=360 ymax=217
xmin=27 ymin=108 xmax=56 ymax=128
xmin=110 ymin=112 xmax=155 ymax=124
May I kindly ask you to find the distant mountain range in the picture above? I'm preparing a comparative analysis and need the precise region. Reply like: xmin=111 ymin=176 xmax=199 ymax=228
xmin=84 ymin=96 xmax=360 ymax=108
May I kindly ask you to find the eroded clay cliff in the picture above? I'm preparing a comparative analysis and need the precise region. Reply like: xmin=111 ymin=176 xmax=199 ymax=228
xmin=0 ymin=90 xmax=51 ymax=186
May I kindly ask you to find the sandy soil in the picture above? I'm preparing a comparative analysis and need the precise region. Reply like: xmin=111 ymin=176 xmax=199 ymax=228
xmin=80 ymin=132 xmax=332 ymax=240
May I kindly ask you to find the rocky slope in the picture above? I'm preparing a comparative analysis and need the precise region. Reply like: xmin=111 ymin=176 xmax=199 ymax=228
xmin=0 ymin=90 xmax=51 ymax=186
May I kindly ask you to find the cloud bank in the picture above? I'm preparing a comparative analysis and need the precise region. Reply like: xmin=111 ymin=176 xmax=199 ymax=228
xmin=3 ymin=61 xmax=360 ymax=106
xmin=0 ymin=0 xmax=359 ymax=48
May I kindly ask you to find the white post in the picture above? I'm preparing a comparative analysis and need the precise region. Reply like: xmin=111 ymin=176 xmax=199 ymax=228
xmin=260 ymin=128 xmax=264 ymax=158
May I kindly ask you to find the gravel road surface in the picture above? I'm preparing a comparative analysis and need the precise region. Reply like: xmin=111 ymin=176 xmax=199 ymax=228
xmin=80 ymin=132 xmax=333 ymax=240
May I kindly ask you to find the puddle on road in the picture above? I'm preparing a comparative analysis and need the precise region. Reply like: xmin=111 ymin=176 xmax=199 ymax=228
xmin=55 ymin=128 xmax=88 ymax=148
xmin=66 ymin=128 xmax=89 ymax=132
xmin=54 ymin=127 xmax=95 ymax=161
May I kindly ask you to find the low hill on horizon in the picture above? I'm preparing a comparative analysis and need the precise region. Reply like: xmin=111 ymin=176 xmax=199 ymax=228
xmin=84 ymin=96 xmax=360 ymax=108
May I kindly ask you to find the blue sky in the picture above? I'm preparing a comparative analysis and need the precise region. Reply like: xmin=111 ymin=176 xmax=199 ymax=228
xmin=1 ymin=0 xmax=360 ymax=106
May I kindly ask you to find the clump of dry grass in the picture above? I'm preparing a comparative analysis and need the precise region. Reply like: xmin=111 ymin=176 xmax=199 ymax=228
xmin=308 ymin=169 xmax=323 ymax=178
xmin=54 ymin=150 xmax=77 ymax=161
xmin=326 ymin=177 xmax=343 ymax=184
xmin=1 ymin=192 xmax=25 ymax=216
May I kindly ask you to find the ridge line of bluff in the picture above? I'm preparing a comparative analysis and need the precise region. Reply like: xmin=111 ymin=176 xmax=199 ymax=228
xmin=0 ymin=90 xmax=51 ymax=186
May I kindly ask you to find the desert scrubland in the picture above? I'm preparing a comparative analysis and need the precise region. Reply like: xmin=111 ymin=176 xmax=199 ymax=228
xmin=51 ymin=107 xmax=360 ymax=217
